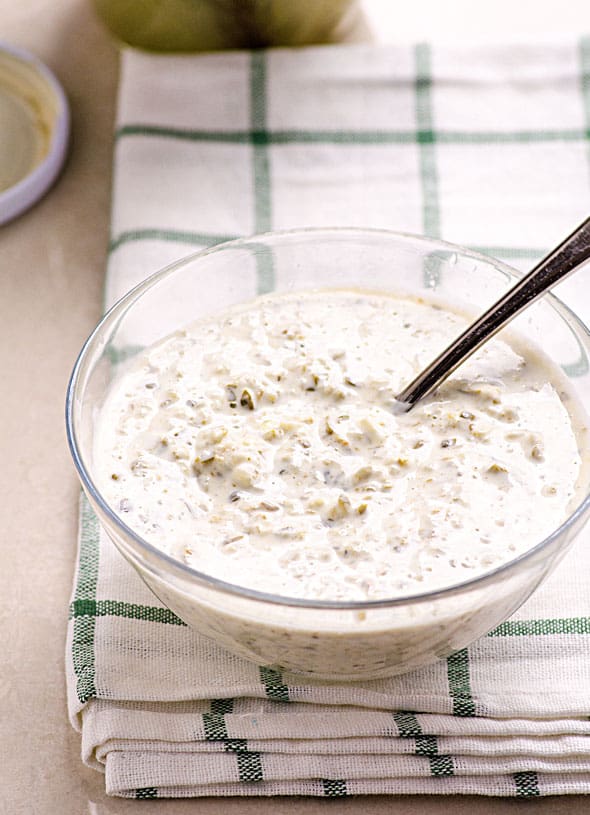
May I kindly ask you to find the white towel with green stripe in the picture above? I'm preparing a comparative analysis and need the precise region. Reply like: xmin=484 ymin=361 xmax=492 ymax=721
xmin=67 ymin=40 xmax=590 ymax=799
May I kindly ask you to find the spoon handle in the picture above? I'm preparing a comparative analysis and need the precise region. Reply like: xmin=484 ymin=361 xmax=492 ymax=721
xmin=396 ymin=215 xmax=590 ymax=409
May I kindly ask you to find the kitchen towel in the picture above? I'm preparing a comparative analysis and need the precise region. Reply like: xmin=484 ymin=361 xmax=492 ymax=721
xmin=67 ymin=40 xmax=590 ymax=798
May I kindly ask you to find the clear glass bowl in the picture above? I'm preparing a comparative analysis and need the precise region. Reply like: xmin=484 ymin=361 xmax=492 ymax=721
xmin=66 ymin=228 xmax=590 ymax=680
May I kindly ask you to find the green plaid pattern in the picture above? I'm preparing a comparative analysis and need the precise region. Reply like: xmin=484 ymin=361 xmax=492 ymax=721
xmin=67 ymin=41 xmax=590 ymax=798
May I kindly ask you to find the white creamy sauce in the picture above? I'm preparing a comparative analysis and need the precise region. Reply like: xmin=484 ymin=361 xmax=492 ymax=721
xmin=96 ymin=290 xmax=585 ymax=601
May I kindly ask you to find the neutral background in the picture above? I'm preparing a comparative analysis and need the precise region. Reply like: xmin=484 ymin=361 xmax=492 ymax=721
xmin=1 ymin=1 xmax=589 ymax=812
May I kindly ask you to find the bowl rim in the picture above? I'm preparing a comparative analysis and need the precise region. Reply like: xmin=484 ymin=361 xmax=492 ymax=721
xmin=66 ymin=226 xmax=590 ymax=610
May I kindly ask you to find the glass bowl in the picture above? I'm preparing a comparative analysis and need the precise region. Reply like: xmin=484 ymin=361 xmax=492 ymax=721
xmin=66 ymin=228 xmax=590 ymax=680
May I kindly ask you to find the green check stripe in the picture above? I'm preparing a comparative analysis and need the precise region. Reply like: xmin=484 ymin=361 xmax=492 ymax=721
xmin=247 ymin=241 xmax=276 ymax=296
xmin=107 ymin=227 xmax=277 ymax=299
xmin=210 ymin=698 xmax=235 ymax=715
xmin=107 ymin=228 xmax=547 ymax=265
xmin=106 ymin=343 xmax=144 ymax=366
xmin=203 ymin=703 xmax=249 ymax=753
xmin=469 ymin=245 xmax=545 ymax=261
xmin=438 ymin=129 xmax=587 ymax=144
xmin=71 ymin=493 xmax=100 ymax=704
xmin=223 ymin=738 xmax=249 ymax=753
xmin=108 ymin=228 xmax=237 ymax=254
xmin=116 ymin=123 xmax=590 ymax=146
xmin=71 ymin=594 xmax=590 ymax=638
xmin=69 ymin=598 xmax=186 ymax=626
xmin=514 ymin=770 xmax=541 ymax=797
xmin=250 ymin=52 xmax=275 ymax=295
xmin=393 ymin=711 xmax=455 ymax=777
xmin=202 ymin=712 xmax=230 ymax=740
xmin=415 ymin=735 xmax=439 ymax=756
xmin=321 ymin=779 xmax=348 ymax=797
xmin=447 ymin=649 xmax=476 ymax=717
xmin=429 ymin=754 xmax=455 ymax=777
xmin=135 ymin=787 xmax=158 ymax=799
xmin=392 ymin=711 xmax=422 ymax=738
xmin=250 ymin=52 xmax=271 ymax=232
xmin=259 ymin=666 xmax=290 ymax=702
xmin=489 ymin=616 xmax=590 ymax=636
xmin=415 ymin=43 xmax=440 ymax=240
xmin=237 ymin=752 xmax=264 ymax=782
xmin=415 ymin=42 xmax=443 ymax=295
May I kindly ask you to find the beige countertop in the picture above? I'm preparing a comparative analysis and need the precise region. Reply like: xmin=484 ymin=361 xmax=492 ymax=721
xmin=1 ymin=1 xmax=588 ymax=812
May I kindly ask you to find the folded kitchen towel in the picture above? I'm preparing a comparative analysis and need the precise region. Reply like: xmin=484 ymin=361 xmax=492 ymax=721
xmin=67 ymin=40 xmax=590 ymax=798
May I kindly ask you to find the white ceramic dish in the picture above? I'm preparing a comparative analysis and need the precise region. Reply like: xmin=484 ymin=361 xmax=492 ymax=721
xmin=0 ymin=42 xmax=69 ymax=225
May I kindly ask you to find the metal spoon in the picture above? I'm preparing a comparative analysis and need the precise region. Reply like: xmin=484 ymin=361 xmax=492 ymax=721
xmin=395 ymin=216 xmax=590 ymax=411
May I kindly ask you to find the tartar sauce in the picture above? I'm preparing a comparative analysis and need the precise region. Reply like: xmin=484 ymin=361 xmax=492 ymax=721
xmin=96 ymin=290 xmax=585 ymax=601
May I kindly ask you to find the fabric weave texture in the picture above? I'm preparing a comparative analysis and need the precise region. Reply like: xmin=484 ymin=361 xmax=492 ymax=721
xmin=66 ymin=40 xmax=590 ymax=798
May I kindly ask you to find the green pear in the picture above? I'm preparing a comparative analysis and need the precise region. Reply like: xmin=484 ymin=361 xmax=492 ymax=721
xmin=93 ymin=0 xmax=356 ymax=52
